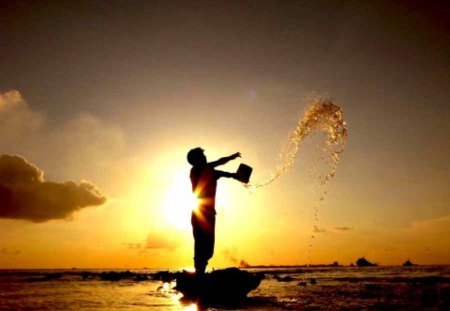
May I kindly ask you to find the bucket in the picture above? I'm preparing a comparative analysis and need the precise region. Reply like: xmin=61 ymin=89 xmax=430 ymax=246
xmin=236 ymin=163 xmax=252 ymax=184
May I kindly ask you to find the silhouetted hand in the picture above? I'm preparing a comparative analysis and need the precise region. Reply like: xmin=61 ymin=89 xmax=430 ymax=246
xmin=231 ymin=152 xmax=241 ymax=160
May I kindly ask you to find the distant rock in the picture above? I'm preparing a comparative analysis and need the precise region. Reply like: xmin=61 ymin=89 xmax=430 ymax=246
xmin=356 ymin=257 xmax=377 ymax=267
xmin=24 ymin=273 xmax=63 ymax=282
xmin=402 ymin=259 xmax=417 ymax=267
xmin=274 ymin=275 xmax=294 ymax=282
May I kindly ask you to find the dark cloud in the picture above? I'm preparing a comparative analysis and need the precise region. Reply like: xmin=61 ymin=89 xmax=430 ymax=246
xmin=222 ymin=249 xmax=250 ymax=267
xmin=334 ymin=226 xmax=353 ymax=231
xmin=0 ymin=248 xmax=21 ymax=255
xmin=0 ymin=154 xmax=106 ymax=222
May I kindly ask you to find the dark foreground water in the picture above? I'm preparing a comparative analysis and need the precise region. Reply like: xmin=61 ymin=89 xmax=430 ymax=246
xmin=0 ymin=266 xmax=449 ymax=310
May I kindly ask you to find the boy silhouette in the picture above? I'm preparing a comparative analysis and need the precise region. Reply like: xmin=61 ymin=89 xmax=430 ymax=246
xmin=187 ymin=147 xmax=241 ymax=274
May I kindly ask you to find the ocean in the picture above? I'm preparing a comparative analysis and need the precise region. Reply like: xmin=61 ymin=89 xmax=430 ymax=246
xmin=1 ymin=266 xmax=449 ymax=310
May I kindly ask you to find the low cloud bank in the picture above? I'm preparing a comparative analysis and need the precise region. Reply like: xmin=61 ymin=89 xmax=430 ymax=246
xmin=0 ymin=154 xmax=106 ymax=222
xmin=145 ymin=233 xmax=179 ymax=250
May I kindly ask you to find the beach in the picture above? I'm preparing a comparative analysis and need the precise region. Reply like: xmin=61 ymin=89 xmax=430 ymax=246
xmin=1 ymin=265 xmax=449 ymax=310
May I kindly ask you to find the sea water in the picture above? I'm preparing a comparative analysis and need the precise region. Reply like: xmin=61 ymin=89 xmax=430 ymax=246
xmin=1 ymin=266 xmax=449 ymax=310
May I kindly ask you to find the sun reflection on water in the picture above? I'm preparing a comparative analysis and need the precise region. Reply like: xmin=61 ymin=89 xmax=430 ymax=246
xmin=181 ymin=304 xmax=198 ymax=311
xmin=157 ymin=280 xmax=199 ymax=310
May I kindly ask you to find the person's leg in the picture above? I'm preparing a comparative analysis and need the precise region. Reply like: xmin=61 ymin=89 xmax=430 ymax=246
xmin=194 ymin=232 xmax=208 ymax=274
xmin=204 ymin=215 xmax=216 ymax=261
xmin=192 ymin=212 xmax=208 ymax=274
xmin=192 ymin=212 xmax=216 ymax=275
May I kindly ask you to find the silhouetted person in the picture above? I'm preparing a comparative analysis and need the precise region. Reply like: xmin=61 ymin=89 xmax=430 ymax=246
xmin=187 ymin=147 xmax=241 ymax=275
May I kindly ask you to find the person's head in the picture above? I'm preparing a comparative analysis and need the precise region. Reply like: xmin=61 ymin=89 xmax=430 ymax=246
xmin=187 ymin=147 xmax=207 ymax=166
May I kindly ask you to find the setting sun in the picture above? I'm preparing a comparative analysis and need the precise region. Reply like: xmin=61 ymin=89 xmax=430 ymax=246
xmin=163 ymin=171 xmax=198 ymax=230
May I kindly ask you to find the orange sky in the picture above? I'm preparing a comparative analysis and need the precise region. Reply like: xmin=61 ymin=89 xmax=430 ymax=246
xmin=1 ymin=1 xmax=449 ymax=268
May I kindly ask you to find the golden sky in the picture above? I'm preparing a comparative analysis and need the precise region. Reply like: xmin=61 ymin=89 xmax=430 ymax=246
xmin=1 ymin=1 xmax=449 ymax=268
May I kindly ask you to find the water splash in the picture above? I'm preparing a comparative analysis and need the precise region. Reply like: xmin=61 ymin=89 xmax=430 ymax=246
xmin=247 ymin=94 xmax=347 ymax=189
xmin=246 ymin=94 xmax=347 ymax=288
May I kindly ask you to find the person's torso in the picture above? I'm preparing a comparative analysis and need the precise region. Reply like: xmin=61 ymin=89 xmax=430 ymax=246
xmin=190 ymin=164 xmax=218 ymax=211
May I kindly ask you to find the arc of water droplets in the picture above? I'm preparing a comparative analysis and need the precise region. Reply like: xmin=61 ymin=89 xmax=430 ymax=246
xmin=246 ymin=95 xmax=347 ymax=189
xmin=244 ymin=95 xmax=347 ymax=283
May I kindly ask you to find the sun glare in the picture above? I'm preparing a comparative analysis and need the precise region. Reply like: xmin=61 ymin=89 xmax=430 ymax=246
xmin=163 ymin=172 xmax=198 ymax=230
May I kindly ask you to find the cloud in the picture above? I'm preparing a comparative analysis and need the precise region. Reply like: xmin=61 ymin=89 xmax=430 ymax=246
xmin=0 ymin=154 xmax=106 ymax=222
xmin=0 ymin=90 xmax=126 ymax=184
xmin=409 ymin=214 xmax=450 ymax=232
xmin=145 ymin=233 xmax=179 ymax=251
xmin=0 ymin=90 xmax=23 ymax=111
xmin=0 ymin=248 xmax=21 ymax=256
xmin=0 ymin=90 xmax=44 ymax=151
xmin=222 ymin=249 xmax=250 ymax=267
xmin=333 ymin=226 xmax=353 ymax=231
xmin=222 ymin=249 xmax=239 ymax=265
xmin=123 ymin=232 xmax=181 ymax=256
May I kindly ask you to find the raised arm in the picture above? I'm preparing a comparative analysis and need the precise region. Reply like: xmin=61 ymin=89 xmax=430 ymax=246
xmin=209 ymin=152 xmax=241 ymax=167
xmin=215 ymin=170 xmax=237 ymax=179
